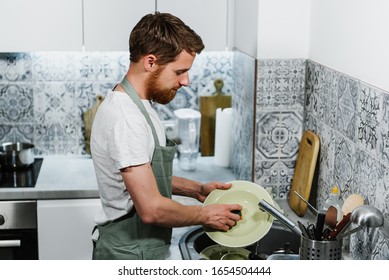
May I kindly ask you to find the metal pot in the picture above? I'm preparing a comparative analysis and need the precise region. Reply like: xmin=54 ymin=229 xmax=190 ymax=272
xmin=0 ymin=142 xmax=35 ymax=169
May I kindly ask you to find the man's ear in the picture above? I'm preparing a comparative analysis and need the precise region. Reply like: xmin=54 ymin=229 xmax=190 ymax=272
xmin=143 ymin=54 xmax=157 ymax=71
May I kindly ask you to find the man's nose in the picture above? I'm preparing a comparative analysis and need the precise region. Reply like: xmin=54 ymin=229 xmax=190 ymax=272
xmin=179 ymin=72 xmax=190 ymax=87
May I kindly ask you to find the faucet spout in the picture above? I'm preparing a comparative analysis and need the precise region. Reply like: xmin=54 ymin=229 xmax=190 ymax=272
xmin=258 ymin=199 xmax=302 ymax=237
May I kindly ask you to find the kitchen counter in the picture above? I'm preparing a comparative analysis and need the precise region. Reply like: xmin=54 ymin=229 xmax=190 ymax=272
xmin=0 ymin=156 xmax=99 ymax=200
xmin=0 ymin=155 xmax=237 ymax=201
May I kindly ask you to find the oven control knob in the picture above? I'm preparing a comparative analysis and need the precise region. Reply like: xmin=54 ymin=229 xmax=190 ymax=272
xmin=0 ymin=214 xmax=5 ymax=225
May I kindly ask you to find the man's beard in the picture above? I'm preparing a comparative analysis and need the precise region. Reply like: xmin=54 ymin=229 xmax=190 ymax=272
xmin=145 ymin=69 xmax=178 ymax=105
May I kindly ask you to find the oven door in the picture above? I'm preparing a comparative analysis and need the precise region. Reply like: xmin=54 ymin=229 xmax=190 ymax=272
xmin=0 ymin=229 xmax=38 ymax=260
xmin=0 ymin=200 xmax=38 ymax=260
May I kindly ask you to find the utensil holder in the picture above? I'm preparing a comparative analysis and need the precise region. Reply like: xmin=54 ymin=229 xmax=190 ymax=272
xmin=299 ymin=235 xmax=343 ymax=260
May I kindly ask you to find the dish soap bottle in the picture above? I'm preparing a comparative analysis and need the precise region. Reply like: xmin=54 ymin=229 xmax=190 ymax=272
xmin=323 ymin=186 xmax=343 ymax=222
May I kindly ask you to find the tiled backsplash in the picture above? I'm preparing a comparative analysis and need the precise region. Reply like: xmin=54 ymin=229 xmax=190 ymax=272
xmin=304 ymin=60 xmax=389 ymax=260
xmin=0 ymin=51 xmax=234 ymax=155
xmin=255 ymin=58 xmax=389 ymax=259
xmin=0 ymin=52 xmax=125 ymax=154
xmin=254 ymin=59 xmax=306 ymax=198
xmin=230 ymin=51 xmax=256 ymax=181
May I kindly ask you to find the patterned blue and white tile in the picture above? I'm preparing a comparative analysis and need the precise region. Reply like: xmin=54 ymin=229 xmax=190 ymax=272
xmin=0 ymin=124 xmax=34 ymax=144
xmin=356 ymin=83 xmax=381 ymax=157
xmin=257 ymin=59 xmax=305 ymax=111
xmin=337 ymin=103 xmax=357 ymax=142
xmin=353 ymin=147 xmax=385 ymax=206
xmin=230 ymin=51 xmax=255 ymax=181
xmin=33 ymin=82 xmax=79 ymax=124
xmin=32 ymin=52 xmax=77 ymax=81
xmin=76 ymin=52 xmax=128 ymax=82
xmin=34 ymin=122 xmax=83 ymax=155
xmin=76 ymin=82 xmax=113 ymax=114
xmin=333 ymin=133 xmax=355 ymax=197
xmin=338 ymin=73 xmax=359 ymax=111
xmin=0 ymin=52 xmax=32 ymax=82
xmin=0 ymin=82 xmax=34 ymax=123
xmin=376 ymin=87 xmax=389 ymax=165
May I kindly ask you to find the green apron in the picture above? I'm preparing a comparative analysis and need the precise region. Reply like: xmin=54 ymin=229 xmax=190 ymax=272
xmin=92 ymin=78 xmax=177 ymax=260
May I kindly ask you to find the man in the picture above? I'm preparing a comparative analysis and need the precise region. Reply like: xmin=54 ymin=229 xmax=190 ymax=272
xmin=90 ymin=12 xmax=242 ymax=260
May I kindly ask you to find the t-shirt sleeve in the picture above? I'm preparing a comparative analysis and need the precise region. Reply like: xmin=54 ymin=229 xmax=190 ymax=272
xmin=108 ymin=115 xmax=151 ymax=170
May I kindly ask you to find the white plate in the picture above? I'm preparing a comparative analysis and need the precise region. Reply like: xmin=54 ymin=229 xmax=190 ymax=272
xmin=203 ymin=180 xmax=274 ymax=247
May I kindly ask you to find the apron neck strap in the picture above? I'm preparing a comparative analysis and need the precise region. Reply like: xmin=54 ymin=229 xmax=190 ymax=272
xmin=120 ymin=77 xmax=161 ymax=147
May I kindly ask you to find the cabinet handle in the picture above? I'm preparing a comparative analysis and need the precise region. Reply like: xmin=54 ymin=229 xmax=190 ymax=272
xmin=0 ymin=240 xmax=21 ymax=247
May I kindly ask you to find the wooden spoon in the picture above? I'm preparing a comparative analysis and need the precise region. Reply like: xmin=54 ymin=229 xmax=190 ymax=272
xmin=341 ymin=194 xmax=365 ymax=216
xmin=325 ymin=206 xmax=338 ymax=228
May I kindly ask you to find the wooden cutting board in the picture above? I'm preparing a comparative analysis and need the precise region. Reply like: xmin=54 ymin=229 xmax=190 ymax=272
xmin=289 ymin=130 xmax=320 ymax=217
xmin=83 ymin=95 xmax=104 ymax=154
xmin=199 ymin=79 xmax=232 ymax=156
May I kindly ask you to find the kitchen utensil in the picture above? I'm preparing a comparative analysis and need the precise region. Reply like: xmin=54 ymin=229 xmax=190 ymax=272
xmin=0 ymin=142 xmax=35 ymax=169
xmin=326 ymin=212 xmax=351 ymax=240
xmin=325 ymin=206 xmax=338 ymax=228
xmin=258 ymin=199 xmax=302 ymax=237
xmin=297 ymin=221 xmax=310 ymax=238
xmin=293 ymin=191 xmax=318 ymax=214
xmin=306 ymin=223 xmax=316 ymax=240
xmin=352 ymin=205 xmax=384 ymax=227
xmin=199 ymin=79 xmax=232 ymax=156
xmin=203 ymin=180 xmax=274 ymax=247
xmin=315 ymin=212 xmax=326 ymax=240
xmin=341 ymin=193 xmax=364 ymax=216
xmin=294 ymin=190 xmax=330 ymax=240
xmin=289 ymin=130 xmax=320 ymax=216
xmin=336 ymin=205 xmax=384 ymax=239
xmin=83 ymin=95 xmax=104 ymax=155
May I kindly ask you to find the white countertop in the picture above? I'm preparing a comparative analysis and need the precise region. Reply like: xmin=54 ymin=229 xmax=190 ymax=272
xmin=0 ymin=155 xmax=237 ymax=201
xmin=0 ymin=156 xmax=99 ymax=200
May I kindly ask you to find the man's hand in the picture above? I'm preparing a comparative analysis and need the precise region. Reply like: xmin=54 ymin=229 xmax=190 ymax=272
xmin=201 ymin=203 xmax=242 ymax=231
xmin=197 ymin=181 xmax=232 ymax=202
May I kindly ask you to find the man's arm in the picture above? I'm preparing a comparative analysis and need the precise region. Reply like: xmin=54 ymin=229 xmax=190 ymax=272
xmin=172 ymin=176 xmax=232 ymax=202
xmin=120 ymin=163 xmax=241 ymax=231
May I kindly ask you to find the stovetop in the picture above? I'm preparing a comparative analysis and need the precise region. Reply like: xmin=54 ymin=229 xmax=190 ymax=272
xmin=0 ymin=158 xmax=43 ymax=188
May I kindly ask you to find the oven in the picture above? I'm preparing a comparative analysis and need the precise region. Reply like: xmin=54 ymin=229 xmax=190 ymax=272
xmin=0 ymin=200 xmax=38 ymax=260
xmin=0 ymin=158 xmax=43 ymax=259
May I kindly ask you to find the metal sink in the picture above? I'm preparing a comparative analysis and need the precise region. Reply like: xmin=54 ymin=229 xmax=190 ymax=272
xmin=179 ymin=220 xmax=301 ymax=260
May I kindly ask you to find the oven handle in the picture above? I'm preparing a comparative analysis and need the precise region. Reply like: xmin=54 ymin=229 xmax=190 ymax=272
xmin=0 ymin=240 xmax=21 ymax=247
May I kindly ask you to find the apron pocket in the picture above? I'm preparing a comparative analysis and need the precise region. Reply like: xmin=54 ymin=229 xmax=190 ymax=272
xmin=144 ymin=244 xmax=170 ymax=260
xmin=112 ymin=243 xmax=143 ymax=260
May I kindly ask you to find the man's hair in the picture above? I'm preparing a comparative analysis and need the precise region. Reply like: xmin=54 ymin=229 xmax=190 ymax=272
xmin=129 ymin=12 xmax=205 ymax=65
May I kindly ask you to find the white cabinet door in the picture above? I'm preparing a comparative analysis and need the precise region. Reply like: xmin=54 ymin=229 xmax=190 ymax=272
xmin=37 ymin=199 xmax=101 ymax=260
xmin=83 ymin=0 xmax=155 ymax=51
xmin=157 ymin=0 xmax=229 ymax=51
xmin=0 ymin=0 xmax=82 ymax=51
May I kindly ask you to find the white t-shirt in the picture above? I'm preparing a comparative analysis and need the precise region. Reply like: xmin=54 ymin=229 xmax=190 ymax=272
xmin=91 ymin=90 xmax=166 ymax=225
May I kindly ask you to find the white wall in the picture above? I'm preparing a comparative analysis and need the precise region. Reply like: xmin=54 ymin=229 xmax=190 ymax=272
xmin=309 ymin=0 xmax=389 ymax=92
xmin=233 ymin=0 xmax=259 ymax=56
xmin=257 ymin=0 xmax=311 ymax=59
